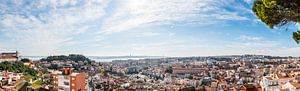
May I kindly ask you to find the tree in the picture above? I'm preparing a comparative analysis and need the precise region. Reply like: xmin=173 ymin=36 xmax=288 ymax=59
xmin=41 ymin=54 xmax=92 ymax=64
xmin=188 ymin=75 xmax=193 ymax=80
xmin=21 ymin=58 xmax=31 ymax=63
xmin=165 ymin=66 xmax=173 ymax=74
xmin=180 ymin=87 xmax=196 ymax=91
xmin=48 ymin=64 xmax=60 ymax=69
xmin=100 ymin=68 xmax=108 ymax=77
xmin=252 ymin=0 xmax=300 ymax=43
xmin=0 ymin=61 xmax=38 ymax=81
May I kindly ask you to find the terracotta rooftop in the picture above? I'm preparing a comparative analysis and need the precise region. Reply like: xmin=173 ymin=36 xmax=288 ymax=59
xmin=265 ymin=76 xmax=273 ymax=80
xmin=277 ymin=73 xmax=293 ymax=78
xmin=0 ymin=56 xmax=17 ymax=59
xmin=243 ymin=84 xmax=256 ymax=89
xmin=290 ymin=82 xmax=300 ymax=89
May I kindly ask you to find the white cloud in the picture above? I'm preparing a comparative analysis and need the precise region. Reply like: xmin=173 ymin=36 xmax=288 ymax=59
xmin=244 ymin=0 xmax=253 ymax=4
xmin=238 ymin=35 xmax=263 ymax=41
xmin=256 ymin=47 xmax=300 ymax=57
xmin=137 ymin=32 xmax=160 ymax=37
xmin=228 ymin=35 xmax=279 ymax=49
xmin=0 ymin=0 xmax=266 ymax=56
xmin=211 ymin=35 xmax=282 ymax=55
xmin=100 ymin=0 xmax=250 ymax=34
xmin=49 ymin=0 xmax=78 ymax=7
xmin=0 ymin=0 xmax=110 ymax=55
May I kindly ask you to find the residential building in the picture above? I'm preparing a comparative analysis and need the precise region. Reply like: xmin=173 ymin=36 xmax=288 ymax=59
xmin=282 ymin=82 xmax=300 ymax=91
xmin=261 ymin=76 xmax=280 ymax=91
xmin=52 ymin=68 xmax=87 ymax=91
xmin=0 ymin=51 xmax=20 ymax=62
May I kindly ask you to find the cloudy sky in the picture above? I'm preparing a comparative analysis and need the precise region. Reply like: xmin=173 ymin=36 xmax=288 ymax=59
xmin=0 ymin=0 xmax=299 ymax=56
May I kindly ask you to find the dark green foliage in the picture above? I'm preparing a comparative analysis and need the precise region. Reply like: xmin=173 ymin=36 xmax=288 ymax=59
xmin=48 ymin=64 xmax=61 ymax=69
xmin=21 ymin=58 xmax=31 ymax=63
xmin=33 ymin=80 xmax=43 ymax=85
xmin=293 ymin=31 xmax=300 ymax=44
xmin=0 ymin=61 xmax=38 ymax=77
xmin=24 ymin=68 xmax=38 ymax=77
xmin=41 ymin=54 xmax=91 ymax=63
xmin=165 ymin=66 xmax=173 ymax=74
xmin=180 ymin=87 xmax=196 ymax=91
xmin=188 ymin=75 xmax=193 ymax=79
xmin=0 ymin=61 xmax=26 ymax=73
xmin=252 ymin=0 xmax=300 ymax=43
xmin=100 ymin=69 xmax=108 ymax=77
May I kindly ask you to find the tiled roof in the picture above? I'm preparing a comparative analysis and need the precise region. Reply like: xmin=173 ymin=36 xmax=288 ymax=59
xmin=0 ymin=56 xmax=17 ymax=59
xmin=243 ymin=84 xmax=256 ymax=89
xmin=290 ymin=82 xmax=300 ymax=89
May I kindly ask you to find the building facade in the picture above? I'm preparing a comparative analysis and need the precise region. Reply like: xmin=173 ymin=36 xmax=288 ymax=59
xmin=0 ymin=51 xmax=20 ymax=62
xmin=53 ymin=68 xmax=86 ymax=91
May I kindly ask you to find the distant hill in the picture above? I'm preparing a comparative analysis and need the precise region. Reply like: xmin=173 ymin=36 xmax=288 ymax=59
xmin=40 ymin=54 xmax=91 ymax=63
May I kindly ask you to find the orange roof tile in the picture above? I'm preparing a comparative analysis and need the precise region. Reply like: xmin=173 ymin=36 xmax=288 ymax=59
xmin=290 ymin=82 xmax=300 ymax=89
xmin=0 ymin=56 xmax=17 ymax=59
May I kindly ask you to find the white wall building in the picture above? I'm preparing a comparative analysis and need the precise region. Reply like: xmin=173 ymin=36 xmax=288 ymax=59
xmin=0 ymin=51 xmax=20 ymax=62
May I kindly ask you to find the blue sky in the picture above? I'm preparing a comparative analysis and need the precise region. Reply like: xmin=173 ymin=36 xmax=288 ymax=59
xmin=0 ymin=0 xmax=299 ymax=56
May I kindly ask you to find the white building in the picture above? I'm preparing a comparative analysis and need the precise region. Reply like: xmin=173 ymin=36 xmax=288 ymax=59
xmin=0 ymin=51 xmax=20 ymax=62
xmin=282 ymin=82 xmax=300 ymax=91
xmin=261 ymin=76 xmax=280 ymax=91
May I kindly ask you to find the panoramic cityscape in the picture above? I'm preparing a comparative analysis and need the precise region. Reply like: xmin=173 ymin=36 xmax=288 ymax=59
xmin=1 ymin=52 xmax=300 ymax=91
xmin=1 ymin=0 xmax=300 ymax=91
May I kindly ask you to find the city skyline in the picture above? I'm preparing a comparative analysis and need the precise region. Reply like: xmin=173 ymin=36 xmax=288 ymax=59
xmin=0 ymin=0 xmax=299 ymax=56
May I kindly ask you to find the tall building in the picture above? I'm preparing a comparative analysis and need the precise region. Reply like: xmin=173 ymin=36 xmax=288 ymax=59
xmin=52 ymin=68 xmax=87 ymax=91
xmin=0 ymin=51 xmax=20 ymax=62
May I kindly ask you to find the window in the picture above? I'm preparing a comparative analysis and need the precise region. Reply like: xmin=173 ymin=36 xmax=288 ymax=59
xmin=64 ymin=82 xmax=69 ymax=85
xmin=59 ymin=87 xmax=64 ymax=90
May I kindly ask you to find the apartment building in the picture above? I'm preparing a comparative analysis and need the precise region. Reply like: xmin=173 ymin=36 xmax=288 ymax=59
xmin=52 ymin=68 xmax=86 ymax=91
